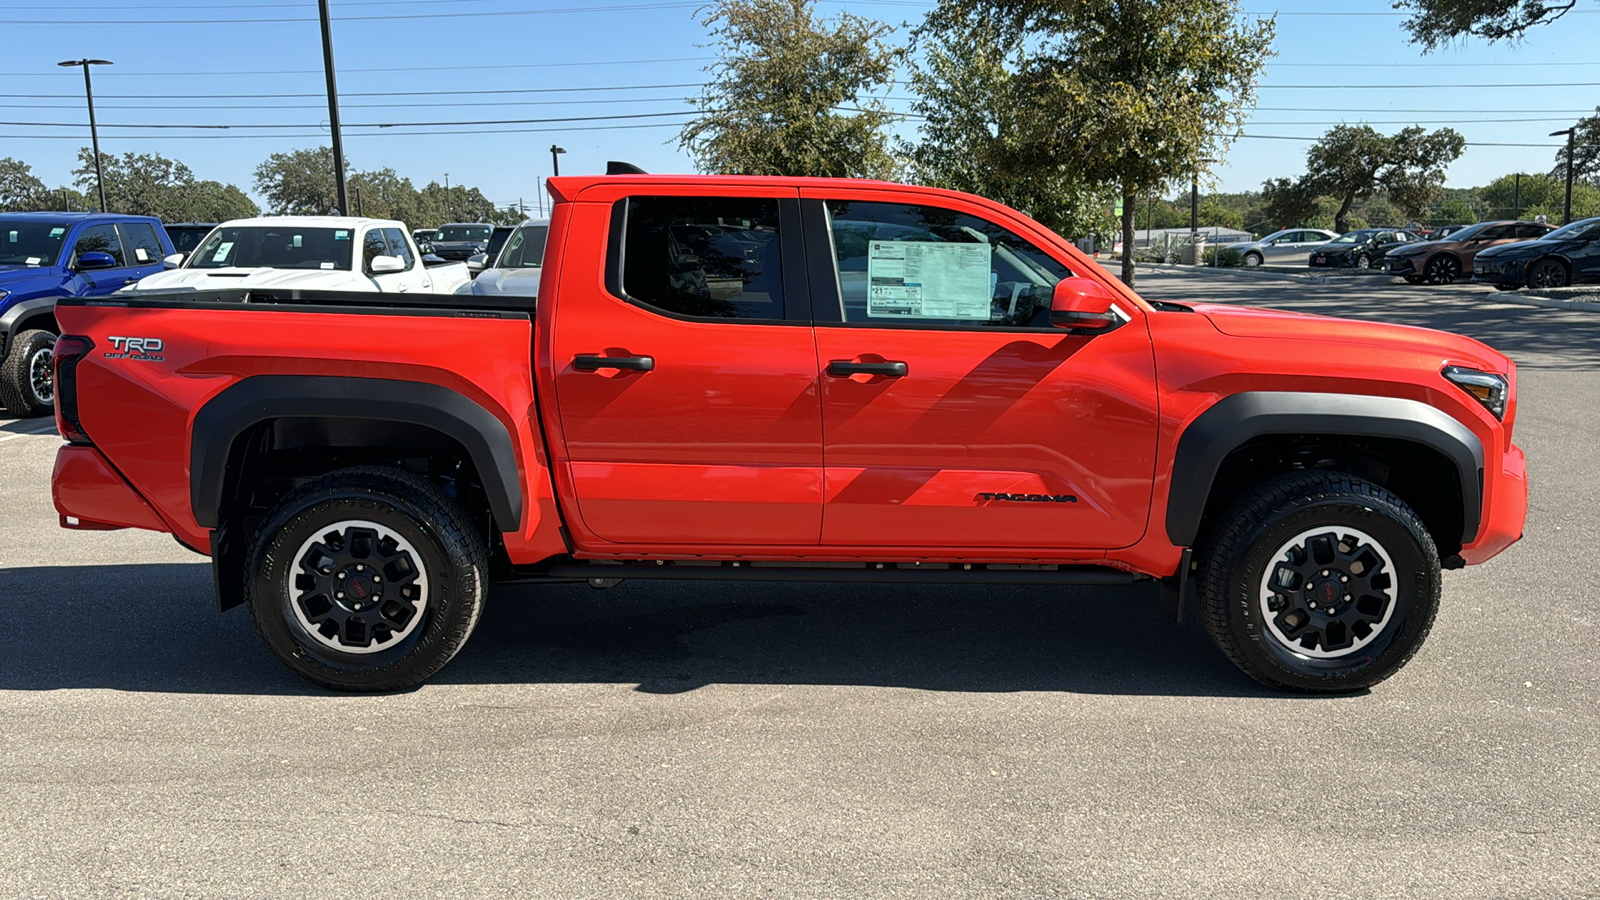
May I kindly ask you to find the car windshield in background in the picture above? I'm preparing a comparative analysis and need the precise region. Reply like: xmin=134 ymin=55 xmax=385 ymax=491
xmin=165 ymin=226 xmax=214 ymax=255
xmin=1437 ymin=222 xmax=1491 ymax=242
xmin=0 ymin=220 xmax=69 ymax=266
xmin=498 ymin=225 xmax=548 ymax=268
xmin=189 ymin=226 xmax=353 ymax=270
xmin=1330 ymin=231 xmax=1377 ymax=244
xmin=1542 ymin=218 xmax=1600 ymax=241
xmin=437 ymin=226 xmax=491 ymax=242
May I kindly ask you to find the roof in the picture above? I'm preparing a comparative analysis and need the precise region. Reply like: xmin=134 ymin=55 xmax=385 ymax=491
xmin=545 ymin=173 xmax=906 ymax=203
xmin=0 ymin=211 xmax=160 ymax=223
xmin=217 ymin=215 xmax=403 ymax=229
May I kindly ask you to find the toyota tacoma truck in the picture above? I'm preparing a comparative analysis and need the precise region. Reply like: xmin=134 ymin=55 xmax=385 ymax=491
xmin=0 ymin=212 xmax=173 ymax=416
xmin=128 ymin=216 xmax=471 ymax=296
xmin=49 ymin=175 xmax=1527 ymax=694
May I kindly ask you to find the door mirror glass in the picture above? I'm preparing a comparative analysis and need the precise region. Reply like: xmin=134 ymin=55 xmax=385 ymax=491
xmin=162 ymin=253 xmax=185 ymax=269
xmin=369 ymin=255 xmax=405 ymax=274
xmin=75 ymin=250 xmax=117 ymax=271
xmin=1050 ymin=277 xmax=1121 ymax=332
xmin=467 ymin=252 xmax=488 ymax=271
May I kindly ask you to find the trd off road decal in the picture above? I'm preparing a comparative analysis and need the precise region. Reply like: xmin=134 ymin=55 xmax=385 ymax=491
xmin=976 ymin=492 xmax=1079 ymax=503
xmin=104 ymin=336 xmax=164 ymax=362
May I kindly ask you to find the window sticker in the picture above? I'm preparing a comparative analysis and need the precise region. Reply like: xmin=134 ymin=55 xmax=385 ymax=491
xmin=865 ymin=240 xmax=992 ymax=319
xmin=321 ymin=262 xmax=335 ymax=269
xmin=212 ymin=241 xmax=234 ymax=262
xmin=49 ymin=227 xmax=65 ymax=238
xmin=334 ymin=230 xmax=349 ymax=240
xmin=26 ymin=256 xmax=42 ymax=265
xmin=293 ymin=235 xmax=303 ymax=248
xmin=135 ymin=248 xmax=149 ymax=262
xmin=6 ymin=231 xmax=16 ymax=243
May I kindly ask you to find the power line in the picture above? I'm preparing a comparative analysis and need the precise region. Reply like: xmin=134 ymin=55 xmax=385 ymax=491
xmin=8 ymin=82 xmax=707 ymax=100
xmin=0 ymin=111 xmax=698 ymax=130
xmin=1240 ymin=133 xmax=1563 ymax=148
xmin=0 ymin=96 xmax=698 ymax=112
xmin=0 ymin=121 xmax=688 ymax=140
xmin=0 ymin=57 xmax=712 ymax=78
xmin=0 ymin=1 xmax=702 ymax=25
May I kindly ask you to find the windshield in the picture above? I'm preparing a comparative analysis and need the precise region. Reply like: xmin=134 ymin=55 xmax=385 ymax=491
xmin=1330 ymin=231 xmax=1376 ymax=244
xmin=165 ymin=226 xmax=214 ymax=255
xmin=0 ymin=220 xmax=70 ymax=267
xmin=189 ymin=226 xmax=353 ymax=270
xmin=1543 ymin=218 xmax=1600 ymax=240
xmin=437 ymin=225 xmax=491 ymax=242
xmin=496 ymin=225 xmax=548 ymax=268
xmin=1435 ymin=222 xmax=1491 ymax=242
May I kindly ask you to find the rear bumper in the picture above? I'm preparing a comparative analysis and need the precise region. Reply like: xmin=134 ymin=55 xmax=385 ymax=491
xmin=52 ymin=444 xmax=169 ymax=532
xmin=1460 ymin=443 xmax=1527 ymax=565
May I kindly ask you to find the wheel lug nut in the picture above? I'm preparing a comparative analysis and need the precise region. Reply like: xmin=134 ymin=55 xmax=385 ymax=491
xmin=337 ymin=572 xmax=346 ymax=579
xmin=1340 ymin=576 xmax=1348 ymax=583
xmin=1320 ymin=570 xmax=1329 ymax=577
xmin=373 ymin=576 xmax=381 ymax=583
xmin=336 ymin=591 xmax=344 ymax=599
xmin=1343 ymin=594 xmax=1351 ymax=601
xmin=1309 ymin=602 xmax=1318 ymax=608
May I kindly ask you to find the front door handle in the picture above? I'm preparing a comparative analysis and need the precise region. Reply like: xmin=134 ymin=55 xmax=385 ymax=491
xmin=574 ymin=354 xmax=655 ymax=372
xmin=827 ymin=360 xmax=908 ymax=378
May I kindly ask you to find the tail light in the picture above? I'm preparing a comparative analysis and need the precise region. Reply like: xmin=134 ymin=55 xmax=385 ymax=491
xmin=53 ymin=335 xmax=93 ymax=444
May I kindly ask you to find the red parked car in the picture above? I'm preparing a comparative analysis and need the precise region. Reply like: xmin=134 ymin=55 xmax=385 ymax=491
xmin=50 ymin=174 xmax=1527 ymax=694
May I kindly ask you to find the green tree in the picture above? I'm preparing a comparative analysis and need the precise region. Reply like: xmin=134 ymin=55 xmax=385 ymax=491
xmin=73 ymin=149 xmax=258 ymax=220
xmin=930 ymin=0 xmax=1275 ymax=285
xmin=679 ymin=0 xmax=902 ymax=179
xmin=903 ymin=10 xmax=1115 ymax=240
xmin=1397 ymin=0 xmax=1584 ymax=49
xmin=1434 ymin=196 xmax=1477 ymax=225
xmin=254 ymin=147 xmax=346 ymax=215
xmin=1552 ymin=106 xmax=1600 ymax=183
xmin=0 ymin=157 xmax=49 ymax=211
xmin=1479 ymin=172 xmax=1600 ymax=219
xmin=1301 ymin=125 xmax=1465 ymax=232
xmin=1259 ymin=177 xmax=1322 ymax=230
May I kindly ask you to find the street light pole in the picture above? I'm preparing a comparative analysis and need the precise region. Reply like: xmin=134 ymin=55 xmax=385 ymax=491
xmin=444 ymin=172 xmax=452 ymax=220
xmin=57 ymin=59 xmax=112 ymax=213
xmin=1551 ymin=128 xmax=1576 ymax=225
xmin=317 ymin=0 xmax=349 ymax=216
xmin=550 ymin=145 xmax=566 ymax=177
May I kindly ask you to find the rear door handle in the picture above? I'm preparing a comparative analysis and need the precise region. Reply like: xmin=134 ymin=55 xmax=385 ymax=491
xmin=827 ymin=360 xmax=908 ymax=378
xmin=574 ymin=354 xmax=655 ymax=372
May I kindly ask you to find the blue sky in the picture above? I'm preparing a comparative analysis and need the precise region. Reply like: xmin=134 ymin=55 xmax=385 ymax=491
xmin=2 ymin=0 xmax=1596 ymax=212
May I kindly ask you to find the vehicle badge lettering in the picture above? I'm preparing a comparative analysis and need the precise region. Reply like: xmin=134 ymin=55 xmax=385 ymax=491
xmin=104 ymin=335 xmax=165 ymax=362
xmin=977 ymin=492 xmax=1078 ymax=504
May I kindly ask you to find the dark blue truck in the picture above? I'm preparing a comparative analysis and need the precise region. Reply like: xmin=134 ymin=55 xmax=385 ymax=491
xmin=0 ymin=212 xmax=173 ymax=416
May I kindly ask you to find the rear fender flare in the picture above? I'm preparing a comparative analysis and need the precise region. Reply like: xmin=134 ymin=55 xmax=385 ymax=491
xmin=1167 ymin=391 xmax=1484 ymax=546
xmin=190 ymin=375 xmax=523 ymax=532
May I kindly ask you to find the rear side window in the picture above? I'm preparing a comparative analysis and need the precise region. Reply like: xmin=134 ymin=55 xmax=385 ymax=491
xmin=617 ymin=196 xmax=784 ymax=320
xmin=500 ymin=224 xmax=547 ymax=268
xmin=381 ymin=227 xmax=415 ymax=267
xmin=72 ymin=224 xmax=125 ymax=267
xmin=119 ymin=223 xmax=165 ymax=265
xmin=1516 ymin=223 xmax=1551 ymax=239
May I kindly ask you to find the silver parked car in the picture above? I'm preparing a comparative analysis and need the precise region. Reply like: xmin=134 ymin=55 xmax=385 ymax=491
xmin=458 ymin=218 xmax=547 ymax=298
xmin=1225 ymin=228 xmax=1339 ymax=267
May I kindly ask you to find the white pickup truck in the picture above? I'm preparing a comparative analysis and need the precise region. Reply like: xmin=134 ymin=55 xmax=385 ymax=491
xmin=128 ymin=216 xmax=472 ymax=295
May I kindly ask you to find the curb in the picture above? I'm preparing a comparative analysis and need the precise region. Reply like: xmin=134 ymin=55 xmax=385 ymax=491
xmin=1126 ymin=262 xmax=1328 ymax=284
xmin=1485 ymin=290 xmax=1600 ymax=312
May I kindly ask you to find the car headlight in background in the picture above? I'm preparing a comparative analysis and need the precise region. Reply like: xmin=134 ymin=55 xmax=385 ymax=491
xmin=1443 ymin=365 xmax=1508 ymax=419
xmin=0 ymin=289 xmax=9 ymax=303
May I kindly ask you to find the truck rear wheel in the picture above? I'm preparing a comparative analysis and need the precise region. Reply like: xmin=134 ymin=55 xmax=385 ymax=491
xmin=244 ymin=466 xmax=487 ymax=692
xmin=1196 ymin=471 xmax=1440 ymax=693
xmin=0 ymin=329 xmax=57 ymax=417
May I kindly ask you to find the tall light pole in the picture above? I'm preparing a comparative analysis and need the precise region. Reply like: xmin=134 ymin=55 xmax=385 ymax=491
xmin=57 ymin=59 xmax=112 ymax=213
xmin=550 ymin=145 xmax=566 ymax=177
xmin=1551 ymin=128 xmax=1576 ymax=225
xmin=317 ymin=0 xmax=349 ymax=216
xmin=444 ymin=172 xmax=452 ymax=220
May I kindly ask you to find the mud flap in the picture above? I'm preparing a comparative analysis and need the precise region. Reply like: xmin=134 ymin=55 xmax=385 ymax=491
xmin=1158 ymin=548 xmax=1193 ymax=624
xmin=210 ymin=522 xmax=246 ymax=612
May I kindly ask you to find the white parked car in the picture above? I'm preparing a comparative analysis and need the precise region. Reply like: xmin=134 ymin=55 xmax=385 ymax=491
xmin=459 ymin=218 xmax=547 ymax=298
xmin=1224 ymin=228 xmax=1339 ymax=267
xmin=128 ymin=216 xmax=472 ymax=295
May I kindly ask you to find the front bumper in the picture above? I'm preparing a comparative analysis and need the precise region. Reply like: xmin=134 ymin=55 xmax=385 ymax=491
xmin=1386 ymin=256 xmax=1420 ymax=276
xmin=1471 ymin=257 xmax=1530 ymax=287
xmin=1460 ymin=442 xmax=1527 ymax=565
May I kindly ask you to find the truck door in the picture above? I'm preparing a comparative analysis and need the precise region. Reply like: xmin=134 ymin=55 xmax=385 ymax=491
xmin=800 ymin=190 xmax=1160 ymax=551
xmin=547 ymin=188 xmax=822 ymax=546
xmin=380 ymin=227 xmax=431 ymax=292
xmin=115 ymin=222 xmax=168 ymax=286
xmin=69 ymin=224 xmax=137 ymax=295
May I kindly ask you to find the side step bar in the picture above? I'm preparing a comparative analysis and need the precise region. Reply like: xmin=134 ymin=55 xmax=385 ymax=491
xmin=519 ymin=561 xmax=1142 ymax=587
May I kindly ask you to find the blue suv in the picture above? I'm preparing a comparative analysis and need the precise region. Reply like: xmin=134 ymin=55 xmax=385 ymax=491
xmin=0 ymin=213 xmax=173 ymax=416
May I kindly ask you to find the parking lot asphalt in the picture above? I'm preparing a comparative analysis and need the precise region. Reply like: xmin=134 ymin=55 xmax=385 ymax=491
xmin=3 ymin=273 xmax=1597 ymax=898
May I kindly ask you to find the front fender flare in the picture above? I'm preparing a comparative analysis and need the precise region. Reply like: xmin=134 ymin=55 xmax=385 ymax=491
xmin=190 ymin=375 xmax=523 ymax=532
xmin=1166 ymin=391 xmax=1484 ymax=547
xmin=0 ymin=295 xmax=60 ymax=359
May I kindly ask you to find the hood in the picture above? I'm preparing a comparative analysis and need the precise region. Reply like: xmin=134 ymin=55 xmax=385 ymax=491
xmin=1476 ymin=239 xmax=1564 ymax=259
xmin=1388 ymin=239 xmax=1443 ymax=256
xmin=468 ymin=267 xmax=541 ymax=297
xmin=128 ymin=266 xmax=371 ymax=293
xmin=1192 ymin=303 xmax=1508 ymax=371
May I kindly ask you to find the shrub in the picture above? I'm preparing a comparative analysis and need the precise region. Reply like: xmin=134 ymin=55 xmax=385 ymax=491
xmin=1203 ymin=247 xmax=1243 ymax=267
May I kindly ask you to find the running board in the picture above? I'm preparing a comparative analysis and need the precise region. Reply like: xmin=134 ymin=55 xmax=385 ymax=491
xmin=513 ymin=561 xmax=1142 ymax=587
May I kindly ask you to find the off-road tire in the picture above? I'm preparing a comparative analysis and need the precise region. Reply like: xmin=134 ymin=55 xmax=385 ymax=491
xmin=0 ymin=329 xmax=57 ymax=417
xmin=1196 ymin=471 xmax=1440 ymax=693
xmin=244 ymin=466 xmax=488 ymax=692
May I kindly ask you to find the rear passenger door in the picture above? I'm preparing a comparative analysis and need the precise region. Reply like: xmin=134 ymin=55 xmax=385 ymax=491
xmin=116 ymin=222 xmax=168 ymax=285
xmin=547 ymin=187 xmax=823 ymax=547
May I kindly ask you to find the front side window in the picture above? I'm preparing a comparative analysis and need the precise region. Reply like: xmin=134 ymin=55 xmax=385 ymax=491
xmin=381 ymin=228 xmax=415 ymax=267
xmin=499 ymin=224 xmax=548 ymax=268
xmin=119 ymin=222 xmax=165 ymax=266
xmin=825 ymin=200 xmax=1070 ymax=328
xmin=0 ymin=220 xmax=69 ymax=266
xmin=72 ymin=224 xmax=126 ymax=267
xmin=618 ymin=196 xmax=784 ymax=320
xmin=190 ymin=226 xmax=354 ymax=270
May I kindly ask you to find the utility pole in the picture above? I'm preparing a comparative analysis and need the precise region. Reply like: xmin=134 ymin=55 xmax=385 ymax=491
xmin=1513 ymin=172 xmax=1522 ymax=219
xmin=550 ymin=145 xmax=566 ymax=177
xmin=1551 ymin=128 xmax=1576 ymax=225
xmin=1190 ymin=158 xmax=1217 ymax=265
xmin=316 ymin=0 xmax=349 ymax=216
xmin=57 ymin=59 xmax=112 ymax=213
xmin=444 ymin=173 xmax=452 ymax=220
xmin=354 ymin=185 xmax=363 ymax=216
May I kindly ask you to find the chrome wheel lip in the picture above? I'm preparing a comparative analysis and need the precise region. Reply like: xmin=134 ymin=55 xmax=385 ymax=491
xmin=290 ymin=519 xmax=429 ymax=655
xmin=1258 ymin=525 xmax=1398 ymax=660
xmin=28 ymin=343 xmax=53 ymax=406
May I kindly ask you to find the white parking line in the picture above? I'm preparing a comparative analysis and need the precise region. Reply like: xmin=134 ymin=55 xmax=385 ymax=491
xmin=0 ymin=422 xmax=61 ymax=443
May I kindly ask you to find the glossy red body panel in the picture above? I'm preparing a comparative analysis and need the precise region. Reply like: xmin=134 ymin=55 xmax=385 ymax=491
xmin=52 ymin=444 xmax=169 ymax=532
xmin=53 ymin=173 xmax=1526 ymax=579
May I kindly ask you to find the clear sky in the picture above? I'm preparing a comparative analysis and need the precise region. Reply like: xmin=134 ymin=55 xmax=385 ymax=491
xmin=2 ymin=0 xmax=1596 ymax=211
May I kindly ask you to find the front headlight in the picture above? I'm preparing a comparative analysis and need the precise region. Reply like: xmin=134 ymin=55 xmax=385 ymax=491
xmin=0 ymin=289 xmax=9 ymax=303
xmin=1443 ymin=365 xmax=1508 ymax=420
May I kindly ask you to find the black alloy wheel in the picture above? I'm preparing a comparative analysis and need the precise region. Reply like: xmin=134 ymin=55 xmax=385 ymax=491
xmin=0 ymin=329 xmax=57 ymax=417
xmin=1424 ymin=254 xmax=1462 ymax=285
xmin=1528 ymin=258 xmax=1569 ymax=289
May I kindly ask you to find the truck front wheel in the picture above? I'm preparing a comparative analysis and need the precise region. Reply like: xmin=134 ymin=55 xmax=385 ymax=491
xmin=1196 ymin=471 xmax=1440 ymax=693
xmin=0 ymin=329 xmax=57 ymax=417
xmin=244 ymin=466 xmax=488 ymax=692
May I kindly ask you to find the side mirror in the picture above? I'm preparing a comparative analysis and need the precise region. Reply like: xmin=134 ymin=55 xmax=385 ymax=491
xmin=369 ymin=255 xmax=405 ymax=274
xmin=75 ymin=251 xmax=117 ymax=271
xmin=1050 ymin=277 xmax=1122 ymax=333
xmin=162 ymin=253 xmax=185 ymax=269
xmin=467 ymin=252 xmax=488 ymax=272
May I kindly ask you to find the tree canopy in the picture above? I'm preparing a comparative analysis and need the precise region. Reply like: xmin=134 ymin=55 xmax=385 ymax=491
xmin=254 ymin=147 xmax=519 ymax=226
xmin=678 ymin=0 xmax=902 ymax=179
xmin=1398 ymin=0 xmax=1583 ymax=49
xmin=1301 ymin=125 xmax=1465 ymax=232
xmin=71 ymin=150 xmax=258 ymax=220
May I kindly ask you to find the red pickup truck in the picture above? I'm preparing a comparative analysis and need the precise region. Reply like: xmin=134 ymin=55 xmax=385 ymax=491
xmin=49 ymin=174 xmax=1527 ymax=694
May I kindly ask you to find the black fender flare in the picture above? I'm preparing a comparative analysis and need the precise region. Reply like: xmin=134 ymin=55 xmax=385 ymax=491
xmin=1166 ymin=391 xmax=1484 ymax=546
xmin=0 ymin=296 xmax=59 ymax=359
xmin=191 ymin=375 xmax=523 ymax=532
